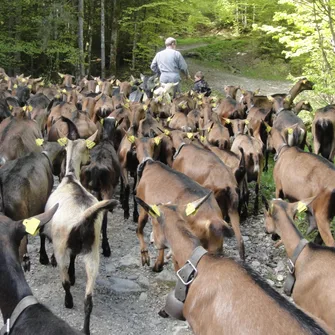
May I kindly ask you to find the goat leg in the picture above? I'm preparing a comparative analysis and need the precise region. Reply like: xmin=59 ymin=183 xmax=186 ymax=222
xmin=132 ymin=174 xmax=139 ymax=223
xmin=101 ymin=211 xmax=111 ymax=257
xmin=68 ymin=254 xmax=76 ymax=286
xmin=153 ymin=248 xmax=165 ymax=272
xmin=39 ymin=234 xmax=49 ymax=265
xmin=136 ymin=209 xmax=150 ymax=266
xmin=229 ymin=210 xmax=245 ymax=260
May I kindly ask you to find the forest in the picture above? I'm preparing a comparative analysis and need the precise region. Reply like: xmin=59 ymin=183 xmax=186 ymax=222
xmin=0 ymin=0 xmax=335 ymax=99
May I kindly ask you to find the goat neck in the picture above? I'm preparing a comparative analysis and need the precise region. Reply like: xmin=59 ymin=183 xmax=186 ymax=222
xmin=0 ymin=230 xmax=32 ymax=321
xmin=169 ymin=131 xmax=188 ymax=150
xmin=135 ymin=137 xmax=155 ymax=163
xmin=271 ymin=130 xmax=289 ymax=158
xmin=269 ymin=201 xmax=304 ymax=260
xmin=159 ymin=206 xmax=201 ymax=269
xmin=65 ymin=140 xmax=85 ymax=179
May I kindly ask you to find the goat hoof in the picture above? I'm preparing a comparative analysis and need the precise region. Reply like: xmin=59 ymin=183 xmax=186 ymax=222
xmin=39 ymin=253 xmax=49 ymax=265
xmin=65 ymin=296 xmax=74 ymax=309
xmin=51 ymin=254 xmax=58 ymax=267
xmin=124 ymin=211 xmax=130 ymax=220
xmin=102 ymin=245 xmax=111 ymax=257
xmin=141 ymin=251 xmax=150 ymax=267
xmin=23 ymin=254 xmax=30 ymax=272
xmin=133 ymin=213 xmax=139 ymax=223
xmin=152 ymin=263 xmax=163 ymax=273
xmin=158 ymin=309 xmax=169 ymax=318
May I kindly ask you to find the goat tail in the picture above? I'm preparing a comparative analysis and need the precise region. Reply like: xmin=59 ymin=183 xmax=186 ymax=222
xmin=81 ymin=199 xmax=119 ymax=223
xmin=293 ymin=126 xmax=300 ymax=146
xmin=90 ymin=165 xmax=110 ymax=191
xmin=315 ymin=119 xmax=333 ymax=158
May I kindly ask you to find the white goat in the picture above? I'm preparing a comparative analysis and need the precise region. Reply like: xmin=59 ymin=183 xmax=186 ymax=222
xmin=42 ymin=130 xmax=118 ymax=335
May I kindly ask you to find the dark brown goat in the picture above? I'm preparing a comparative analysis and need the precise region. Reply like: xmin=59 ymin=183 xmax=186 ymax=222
xmin=136 ymin=197 xmax=331 ymax=335
xmin=81 ymin=117 xmax=121 ymax=257
xmin=0 ymin=207 xmax=81 ymax=335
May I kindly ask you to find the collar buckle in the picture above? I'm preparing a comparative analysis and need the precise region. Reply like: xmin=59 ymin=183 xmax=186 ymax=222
xmin=176 ymin=260 xmax=198 ymax=286
xmin=287 ymin=258 xmax=295 ymax=274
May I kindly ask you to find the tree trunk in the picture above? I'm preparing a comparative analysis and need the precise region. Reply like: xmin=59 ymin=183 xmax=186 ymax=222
xmin=110 ymin=0 xmax=118 ymax=75
xmin=131 ymin=20 xmax=138 ymax=71
xmin=86 ymin=0 xmax=93 ymax=75
xmin=14 ymin=4 xmax=22 ymax=74
xmin=78 ymin=0 xmax=85 ymax=78
xmin=101 ymin=0 xmax=106 ymax=78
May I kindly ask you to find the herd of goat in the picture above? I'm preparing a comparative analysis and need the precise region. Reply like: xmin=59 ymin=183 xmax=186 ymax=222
xmin=1 ymin=67 xmax=335 ymax=334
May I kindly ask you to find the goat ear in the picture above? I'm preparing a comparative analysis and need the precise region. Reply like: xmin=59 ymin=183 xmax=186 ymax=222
xmin=135 ymin=196 xmax=161 ymax=218
xmin=20 ymin=204 xmax=59 ymax=237
xmin=185 ymin=192 xmax=212 ymax=216
xmin=291 ymin=196 xmax=316 ymax=216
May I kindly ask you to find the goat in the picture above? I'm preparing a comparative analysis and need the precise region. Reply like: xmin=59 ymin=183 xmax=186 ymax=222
xmin=231 ymin=133 xmax=264 ymax=215
xmin=135 ymin=196 xmax=331 ymax=335
xmin=170 ymin=130 xmax=245 ymax=259
xmin=80 ymin=117 xmax=121 ymax=257
xmin=41 ymin=127 xmax=118 ymax=335
xmin=134 ymin=136 xmax=233 ymax=271
xmin=312 ymin=105 xmax=335 ymax=162
xmin=264 ymin=197 xmax=335 ymax=332
xmin=0 ymin=142 xmax=65 ymax=270
xmin=268 ymin=127 xmax=335 ymax=247
xmin=0 ymin=206 xmax=82 ymax=335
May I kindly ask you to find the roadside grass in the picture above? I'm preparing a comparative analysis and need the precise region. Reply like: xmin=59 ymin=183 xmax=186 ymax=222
xmin=178 ymin=36 xmax=292 ymax=81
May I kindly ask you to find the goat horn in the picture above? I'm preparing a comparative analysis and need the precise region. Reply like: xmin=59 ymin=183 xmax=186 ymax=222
xmin=135 ymin=196 xmax=161 ymax=218
xmin=185 ymin=192 xmax=212 ymax=216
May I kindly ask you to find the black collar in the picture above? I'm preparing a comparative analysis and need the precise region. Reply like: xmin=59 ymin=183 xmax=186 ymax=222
xmin=0 ymin=295 xmax=38 ymax=335
xmin=137 ymin=157 xmax=154 ymax=179
xmin=173 ymin=142 xmax=186 ymax=160
xmin=284 ymin=239 xmax=309 ymax=296
xmin=274 ymin=143 xmax=288 ymax=161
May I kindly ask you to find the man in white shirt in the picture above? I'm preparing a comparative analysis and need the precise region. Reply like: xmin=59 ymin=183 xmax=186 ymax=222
xmin=150 ymin=37 xmax=191 ymax=96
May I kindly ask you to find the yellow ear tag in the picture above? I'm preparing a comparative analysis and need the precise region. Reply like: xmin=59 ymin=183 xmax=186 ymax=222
xmin=157 ymin=96 xmax=162 ymax=102
xmin=61 ymin=89 xmax=67 ymax=93
xmin=149 ymin=205 xmax=161 ymax=218
xmin=154 ymin=137 xmax=161 ymax=145
xmin=55 ymin=94 xmax=60 ymax=99
xmin=9 ymin=105 xmax=13 ymax=111
xmin=143 ymin=105 xmax=148 ymax=111
xmin=167 ymin=116 xmax=172 ymax=123
xmin=127 ymin=135 xmax=135 ymax=143
xmin=28 ymin=105 xmax=33 ymax=112
xmin=86 ymin=139 xmax=96 ymax=149
xmin=35 ymin=138 xmax=44 ymax=146
xmin=225 ymin=119 xmax=231 ymax=124
xmin=187 ymin=132 xmax=193 ymax=139
xmin=200 ymin=135 xmax=206 ymax=142
xmin=181 ymin=104 xmax=186 ymax=109
xmin=124 ymin=103 xmax=130 ymax=109
xmin=27 ymin=84 xmax=32 ymax=89
xmin=245 ymin=120 xmax=249 ymax=125
xmin=185 ymin=203 xmax=197 ymax=216
xmin=21 ymin=78 xmax=27 ymax=83
xmin=288 ymin=128 xmax=293 ymax=134
xmin=40 ymin=81 xmax=45 ymax=86
xmin=100 ymin=118 xmax=104 ymax=125
xmin=164 ymin=129 xmax=170 ymax=136
xmin=297 ymin=202 xmax=307 ymax=213
xmin=22 ymin=106 xmax=27 ymax=112
xmin=198 ymin=101 xmax=203 ymax=105
xmin=266 ymin=125 xmax=272 ymax=133
xmin=13 ymin=84 xmax=17 ymax=88
xmin=198 ymin=94 xmax=202 ymax=99
xmin=211 ymin=103 xmax=217 ymax=108
xmin=4 ymin=76 xmax=8 ymax=81
xmin=57 ymin=137 xmax=68 ymax=146
xmin=156 ymin=117 xmax=160 ymax=122
xmin=23 ymin=217 xmax=40 ymax=236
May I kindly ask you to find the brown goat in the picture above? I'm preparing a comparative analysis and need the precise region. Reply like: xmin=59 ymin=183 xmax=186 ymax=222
xmin=135 ymin=137 xmax=233 ymax=271
xmin=136 ymin=197 xmax=331 ymax=335
xmin=312 ymin=105 xmax=335 ymax=162
xmin=264 ymin=197 xmax=335 ymax=332
xmin=269 ymin=128 xmax=335 ymax=246
xmin=170 ymin=131 xmax=245 ymax=259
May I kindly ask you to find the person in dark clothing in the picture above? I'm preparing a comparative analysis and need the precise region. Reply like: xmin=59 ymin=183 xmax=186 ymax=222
xmin=193 ymin=71 xmax=212 ymax=97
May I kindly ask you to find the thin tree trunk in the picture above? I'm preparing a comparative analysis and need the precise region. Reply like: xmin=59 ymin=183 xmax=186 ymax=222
xmin=86 ymin=0 xmax=93 ymax=75
xmin=131 ymin=20 xmax=138 ymax=71
xmin=14 ymin=4 xmax=22 ymax=74
xmin=101 ymin=0 xmax=106 ymax=78
xmin=110 ymin=0 xmax=118 ymax=75
xmin=78 ymin=0 xmax=85 ymax=78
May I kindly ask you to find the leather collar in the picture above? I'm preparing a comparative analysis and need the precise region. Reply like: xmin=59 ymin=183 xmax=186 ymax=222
xmin=0 ymin=295 xmax=38 ymax=335
xmin=137 ymin=157 xmax=153 ymax=179
xmin=173 ymin=142 xmax=186 ymax=160
xmin=284 ymin=239 xmax=309 ymax=296
xmin=274 ymin=143 xmax=288 ymax=161
xmin=163 ymin=246 xmax=207 ymax=320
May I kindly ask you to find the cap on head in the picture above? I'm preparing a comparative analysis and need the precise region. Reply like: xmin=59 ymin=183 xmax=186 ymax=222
xmin=195 ymin=71 xmax=204 ymax=79
xmin=165 ymin=37 xmax=176 ymax=46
